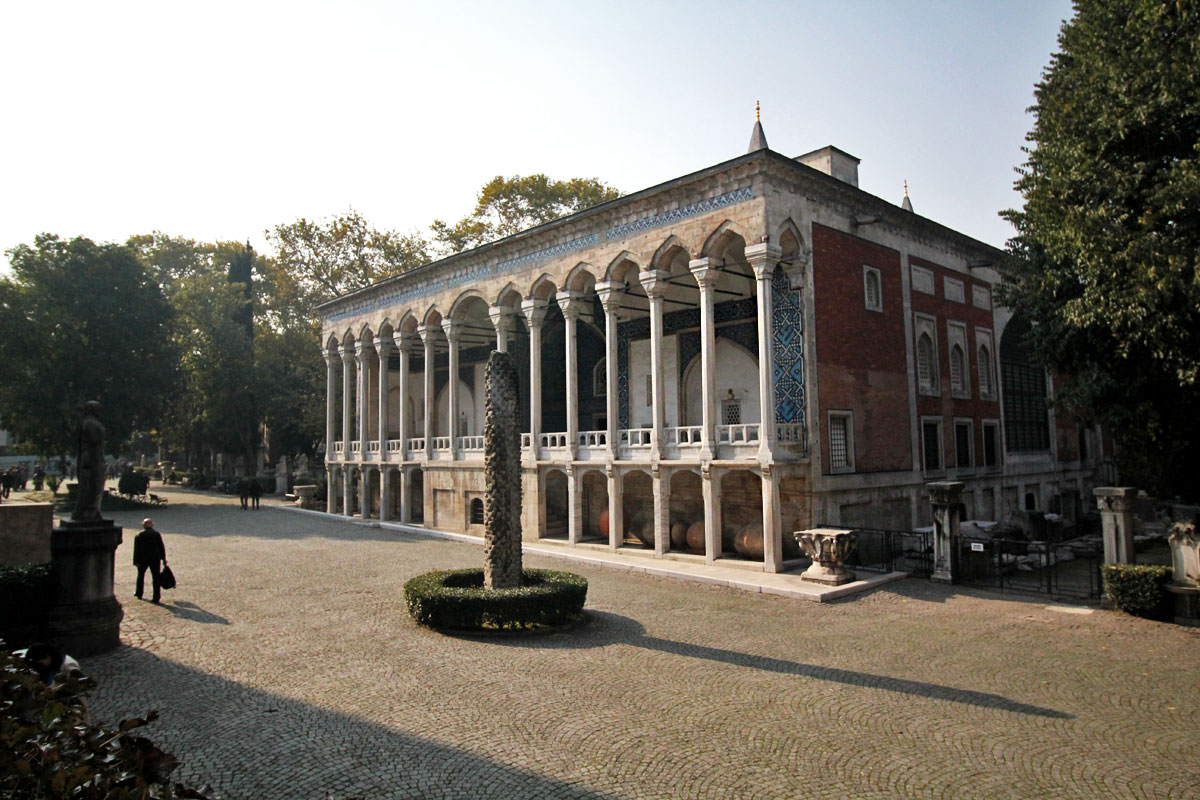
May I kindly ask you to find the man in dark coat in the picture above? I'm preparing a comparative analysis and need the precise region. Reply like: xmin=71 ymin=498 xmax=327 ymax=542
xmin=238 ymin=477 xmax=249 ymax=510
xmin=133 ymin=517 xmax=167 ymax=603
xmin=248 ymin=478 xmax=262 ymax=510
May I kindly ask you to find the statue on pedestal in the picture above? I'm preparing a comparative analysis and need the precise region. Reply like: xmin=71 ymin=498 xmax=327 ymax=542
xmin=72 ymin=401 xmax=106 ymax=522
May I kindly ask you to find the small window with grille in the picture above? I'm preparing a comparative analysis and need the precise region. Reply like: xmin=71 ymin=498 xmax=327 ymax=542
xmin=978 ymin=345 xmax=993 ymax=398
xmin=950 ymin=345 xmax=966 ymax=394
xmin=469 ymin=497 xmax=484 ymax=525
xmin=917 ymin=333 xmax=936 ymax=392
xmin=722 ymin=401 xmax=742 ymax=426
xmin=828 ymin=411 xmax=853 ymax=472
xmin=863 ymin=266 xmax=882 ymax=312
xmin=922 ymin=419 xmax=943 ymax=473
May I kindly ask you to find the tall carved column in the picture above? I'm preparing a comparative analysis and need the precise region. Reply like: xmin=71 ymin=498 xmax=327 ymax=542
xmin=418 ymin=325 xmax=436 ymax=460
xmin=396 ymin=336 xmax=410 ymax=460
xmin=326 ymin=466 xmax=336 ymax=514
xmin=324 ymin=348 xmax=338 ymax=467
xmin=521 ymin=299 xmax=545 ymax=463
xmin=595 ymin=282 xmax=622 ymax=460
xmin=641 ymin=270 xmax=669 ymax=460
xmin=1094 ymin=487 xmax=1138 ymax=565
xmin=566 ymin=464 xmax=581 ymax=545
xmin=651 ymin=465 xmax=668 ymax=556
xmin=558 ymin=290 xmax=583 ymax=459
xmin=928 ymin=481 xmax=965 ymax=583
xmin=359 ymin=466 xmax=371 ymax=520
xmin=442 ymin=319 xmax=461 ymax=460
xmin=376 ymin=333 xmax=393 ymax=463
xmin=355 ymin=342 xmax=370 ymax=452
xmin=397 ymin=468 xmax=409 ymax=523
xmin=702 ymin=464 xmax=721 ymax=564
xmin=746 ymin=243 xmax=782 ymax=462
xmin=689 ymin=259 xmax=718 ymax=461
xmin=340 ymin=346 xmax=354 ymax=461
xmin=761 ymin=464 xmax=783 ymax=573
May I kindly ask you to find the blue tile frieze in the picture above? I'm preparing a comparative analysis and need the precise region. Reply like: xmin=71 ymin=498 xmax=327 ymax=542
xmin=324 ymin=185 xmax=755 ymax=325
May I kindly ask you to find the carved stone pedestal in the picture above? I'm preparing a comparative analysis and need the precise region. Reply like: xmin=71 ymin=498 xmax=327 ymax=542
xmin=1094 ymin=487 xmax=1138 ymax=565
xmin=46 ymin=520 xmax=123 ymax=656
xmin=294 ymin=485 xmax=319 ymax=510
xmin=794 ymin=527 xmax=858 ymax=585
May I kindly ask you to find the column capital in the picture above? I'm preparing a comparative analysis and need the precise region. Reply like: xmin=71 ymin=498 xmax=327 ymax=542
xmin=927 ymin=480 xmax=965 ymax=506
xmin=744 ymin=243 xmax=783 ymax=279
xmin=374 ymin=332 xmax=395 ymax=354
xmin=595 ymin=281 xmax=625 ymax=313
xmin=556 ymin=290 xmax=585 ymax=320
xmin=521 ymin=298 xmax=548 ymax=328
xmin=340 ymin=345 xmax=356 ymax=364
xmin=354 ymin=338 xmax=374 ymax=358
xmin=488 ymin=305 xmax=514 ymax=328
xmin=639 ymin=270 xmax=671 ymax=298
xmin=324 ymin=348 xmax=340 ymax=367
xmin=415 ymin=323 xmax=440 ymax=344
xmin=440 ymin=318 xmax=462 ymax=342
xmin=688 ymin=258 xmax=719 ymax=288
xmin=1094 ymin=486 xmax=1139 ymax=513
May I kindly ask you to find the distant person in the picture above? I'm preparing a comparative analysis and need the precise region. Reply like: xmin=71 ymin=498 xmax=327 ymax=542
xmin=1 ymin=468 xmax=12 ymax=498
xmin=248 ymin=478 xmax=262 ymax=510
xmin=32 ymin=465 xmax=45 ymax=491
xmin=238 ymin=476 xmax=250 ymax=510
xmin=14 ymin=643 xmax=81 ymax=686
xmin=133 ymin=517 xmax=167 ymax=604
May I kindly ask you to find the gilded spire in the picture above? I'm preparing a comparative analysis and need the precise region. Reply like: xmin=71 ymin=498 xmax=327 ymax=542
xmin=756 ymin=100 xmax=760 ymax=122
xmin=901 ymin=179 xmax=914 ymax=212
xmin=747 ymin=102 xmax=768 ymax=153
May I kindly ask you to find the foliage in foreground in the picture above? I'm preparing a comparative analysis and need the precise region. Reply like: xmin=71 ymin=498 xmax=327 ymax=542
xmin=0 ymin=647 xmax=210 ymax=799
xmin=1102 ymin=564 xmax=1172 ymax=620
xmin=404 ymin=568 xmax=588 ymax=631
xmin=0 ymin=565 xmax=52 ymax=646
xmin=1000 ymin=0 xmax=1200 ymax=497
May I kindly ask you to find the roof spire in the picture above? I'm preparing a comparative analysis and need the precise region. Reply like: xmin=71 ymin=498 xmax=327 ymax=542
xmin=748 ymin=101 xmax=768 ymax=153
xmin=901 ymin=179 xmax=913 ymax=212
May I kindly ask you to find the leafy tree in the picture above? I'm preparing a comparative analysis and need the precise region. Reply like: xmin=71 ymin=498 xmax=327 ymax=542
xmin=1000 ymin=0 xmax=1200 ymax=498
xmin=266 ymin=209 xmax=429 ymax=307
xmin=0 ymin=235 xmax=179 ymax=461
xmin=431 ymin=174 xmax=620 ymax=254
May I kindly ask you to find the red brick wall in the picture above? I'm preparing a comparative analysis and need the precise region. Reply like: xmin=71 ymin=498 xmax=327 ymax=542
xmin=812 ymin=224 xmax=911 ymax=473
xmin=909 ymin=256 xmax=1001 ymax=471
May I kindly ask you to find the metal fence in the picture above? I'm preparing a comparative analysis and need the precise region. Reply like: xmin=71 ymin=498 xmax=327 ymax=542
xmin=818 ymin=526 xmax=934 ymax=578
xmin=955 ymin=536 xmax=1103 ymax=601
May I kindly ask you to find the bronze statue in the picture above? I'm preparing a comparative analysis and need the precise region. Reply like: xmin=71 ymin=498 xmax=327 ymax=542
xmin=72 ymin=401 xmax=106 ymax=522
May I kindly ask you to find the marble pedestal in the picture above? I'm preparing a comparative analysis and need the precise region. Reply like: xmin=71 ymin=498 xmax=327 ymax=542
xmin=45 ymin=519 xmax=123 ymax=656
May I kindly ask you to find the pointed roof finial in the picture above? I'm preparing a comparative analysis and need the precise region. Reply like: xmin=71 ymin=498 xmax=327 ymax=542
xmin=748 ymin=102 xmax=768 ymax=153
xmin=904 ymin=180 xmax=908 ymax=197
xmin=901 ymin=179 xmax=914 ymax=212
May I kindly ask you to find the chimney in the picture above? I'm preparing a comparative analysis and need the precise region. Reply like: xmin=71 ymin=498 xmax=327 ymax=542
xmin=795 ymin=146 xmax=860 ymax=187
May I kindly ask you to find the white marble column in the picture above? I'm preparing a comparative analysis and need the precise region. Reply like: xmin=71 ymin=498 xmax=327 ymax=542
xmin=398 ymin=468 xmax=410 ymax=523
xmin=522 ymin=299 xmax=545 ymax=463
xmin=324 ymin=348 xmax=338 ymax=467
xmin=567 ymin=465 xmax=581 ymax=545
xmin=746 ymin=244 xmax=782 ymax=462
xmin=442 ymin=319 xmax=460 ymax=460
xmin=558 ymin=291 xmax=583 ymax=459
xmin=359 ymin=467 xmax=371 ymax=520
xmin=761 ymin=465 xmax=783 ymax=573
xmin=689 ymin=259 xmax=718 ymax=461
xmin=595 ymin=282 xmax=622 ymax=460
xmin=396 ymin=336 xmax=410 ymax=460
xmin=340 ymin=346 xmax=354 ymax=461
xmin=489 ymin=307 xmax=512 ymax=354
xmin=380 ymin=468 xmax=392 ymax=522
xmin=651 ymin=465 xmax=668 ymax=557
xmin=641 ymin=271 xmax=669 ymax=460
xmin=376 ymin=333 xmax=393 ymax=463
xmin=702 ymin=464 xmax=722 ymax=564
xmin=606 ymin=464 xmax=622 ymax=551
xmin=418 ymin=325 xmax=436 ymax=460
xmin=326 ymin=467 xmax=336 ymax=514
xmin=355 ymin=342 xmax=370 ymax=453
xmin=1094 ymin=487 xmax=1138 ymax=565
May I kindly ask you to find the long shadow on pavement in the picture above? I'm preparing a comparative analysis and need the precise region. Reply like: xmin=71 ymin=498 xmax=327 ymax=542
xmin=487 ymin=611 xmax=1074 ymax=720
xmin=85 ymin=645 xmax=616 ymax=800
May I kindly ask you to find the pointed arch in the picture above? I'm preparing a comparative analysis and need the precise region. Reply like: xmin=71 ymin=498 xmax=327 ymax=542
xmin=702 ymin=220 xmax=748 ymax=261
xmin=565 ymin=262 xmax=600 ymax=292
xmin=421 ymin=305 xmax=443 ymax=328
xmin=529 ymin=273 xmax=559 ymax=302
xmin=776 ymin=217 xmax=805 ymax=260
xmin=493 ymin=282 xmax=523 ymax=309
xmin=604 ymin=251 xmax=641 ymax=284
xmin=650 ymin=235 xmax=694 ymax=272
xmin=448 ymin=289 xmax=488 ymax=320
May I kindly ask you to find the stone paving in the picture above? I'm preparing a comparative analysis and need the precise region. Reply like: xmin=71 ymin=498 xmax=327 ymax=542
xmin=77 ymin=485 xmax=1199 ymax=799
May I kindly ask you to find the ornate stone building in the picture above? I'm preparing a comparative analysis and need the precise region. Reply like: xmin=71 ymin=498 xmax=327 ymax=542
xmin=317 ymin=121 xmax=1107 ymax=572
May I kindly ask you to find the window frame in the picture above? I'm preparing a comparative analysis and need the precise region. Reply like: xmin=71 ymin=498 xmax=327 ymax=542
xmin=827 ymin=410 xmax=855 ymax=474
xmin=863 ymin=265 xmax=883 ymax=312
xmin=915 ymin=314 xmax=940 ymax=396
xmin=982 ymin=419 xmax=1002 ymax=472
xmin=921 ymin=416 xmax=944 ymax=476
xmin=953 ymin=417 xmax=974 ymax=475
xmin=593 ymin=358 xmax=606 ymax=397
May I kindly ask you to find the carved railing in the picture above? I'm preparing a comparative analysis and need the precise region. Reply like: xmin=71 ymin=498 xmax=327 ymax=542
xmin=620 ymin=428 xmax=653 ymax=448
xmin=577 ymin=430 xmax=607 ymax=447
xmin=432 ymin=436 xmax=452 ymax=450
xmin=540 ymin=432 xmax=569 ymax=449
xmin=718 ymin=424 xmax=760 ymax=444
xmin=776 ymin=424 xmax=805 ymax=447
xmin=458 ymin=435 xmax=484 ymax=452
xmin=386 ymin=439 xmax=404 ymax=454
xmin=666 ymin=426 xmax=703 ymax=446
xmin=349 ymin=441 xmax=362 ymax=453
xmin=406 ymin=437 xmax=425 ymax=453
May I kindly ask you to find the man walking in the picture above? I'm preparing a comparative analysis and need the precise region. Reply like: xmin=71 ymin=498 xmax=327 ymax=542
xmin=133 ymin=517 xmax=167 ymax=604
xmin=248 ymin=478 xmax=262 ymax=510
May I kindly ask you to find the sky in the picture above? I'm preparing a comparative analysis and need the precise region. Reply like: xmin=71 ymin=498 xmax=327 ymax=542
xmin=0 ymin=0 xmax=1075 ymax=266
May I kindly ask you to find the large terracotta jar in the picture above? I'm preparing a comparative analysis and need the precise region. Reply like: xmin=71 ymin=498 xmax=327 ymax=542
xmin=670 ymin=522 xmax=689 ymax=549
xmin=597 ymin=507 xmax=630 ymax=538
xmin=734 ymin=522 xmax=765 ymax=559
xmin=686 ymin=521 xmax=706 ymax=554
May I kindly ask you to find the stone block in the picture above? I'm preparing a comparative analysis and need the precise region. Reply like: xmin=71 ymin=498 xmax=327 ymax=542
xmin=0 ymin=503 xmax=53 ymax=566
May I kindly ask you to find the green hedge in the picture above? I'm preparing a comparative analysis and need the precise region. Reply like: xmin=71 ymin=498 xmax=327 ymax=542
xmin=0 ymin=564 xmax=52 ymax=647
xmin=404 ymin=568 xmax=588 ymax=631
xmin=1102 ymin=564 xmax=1172 ymax=619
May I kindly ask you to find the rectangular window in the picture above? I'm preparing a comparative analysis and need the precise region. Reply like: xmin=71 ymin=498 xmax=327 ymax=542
xmin=983 ymin=422 xmax=1000 ymax=469
xmin=723 ymin=401 xmax=742 ymax=426
xmin=944 ymin=277 xmax=965 ymax=303
xmin=911 ymin=265 xmax=934 ymax=295
xmin=955 ymin=421 xmax=973 ymax=471
xmin=828 ymin=411 xmax=853 ymax=472
xmin=922 ymin=419 xmax=943 ymax=473
xmin=863 ymin=265 xmax=882 ymax=312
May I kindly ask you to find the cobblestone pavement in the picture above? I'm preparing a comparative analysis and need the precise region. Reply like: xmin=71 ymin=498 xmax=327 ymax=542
xmin=82 ymin=486 xmax=1199 ymax=799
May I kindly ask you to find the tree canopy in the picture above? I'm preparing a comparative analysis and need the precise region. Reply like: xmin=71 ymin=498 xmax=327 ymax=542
xmin=431 ymin=174 xmax=620 ymax=254
xmin=0 ymin=235 xmax=179 ymax=458
xmin=1000 ymin=0 xmax=1200 ymax=496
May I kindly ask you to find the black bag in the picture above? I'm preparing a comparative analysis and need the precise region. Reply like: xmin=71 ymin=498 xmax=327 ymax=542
xmin=160 ymin=564 xmax=177 ymax=591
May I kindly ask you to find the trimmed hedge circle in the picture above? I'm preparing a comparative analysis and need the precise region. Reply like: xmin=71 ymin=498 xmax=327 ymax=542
xmin=404 ymin=568 xmax=588 ymax=632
